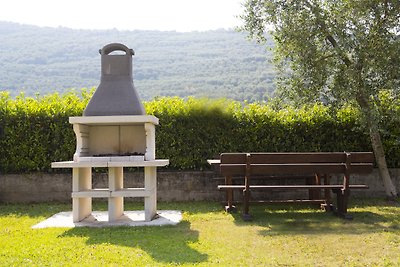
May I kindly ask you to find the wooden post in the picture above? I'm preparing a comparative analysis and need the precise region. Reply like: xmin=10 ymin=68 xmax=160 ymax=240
xmin=337 ymin=152 xmax=353 ymax=219
xmin=242 ymin=153 xmax=252 ymax=221
xmin=225 ymin=175 xmax=236 ymax=212
xmin=308 ymin=173 xmax=322 ymax=200
xmin=323 ymin=174 xmax=333 ymax=211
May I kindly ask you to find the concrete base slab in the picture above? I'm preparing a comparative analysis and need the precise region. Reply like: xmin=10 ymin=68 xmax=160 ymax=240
xmin=32 ymin=210 xmax=182 ymax=229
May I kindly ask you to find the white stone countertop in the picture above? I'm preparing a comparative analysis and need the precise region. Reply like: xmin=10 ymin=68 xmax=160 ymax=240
xmin=51 ymin=159 xmax=169 ymax=168
xmin=69 ymin=115 xmax=159 ymax=125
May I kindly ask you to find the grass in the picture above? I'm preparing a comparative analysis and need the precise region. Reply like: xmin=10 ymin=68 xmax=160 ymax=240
xmin=0 ymin=199 xmax=399 ymax=266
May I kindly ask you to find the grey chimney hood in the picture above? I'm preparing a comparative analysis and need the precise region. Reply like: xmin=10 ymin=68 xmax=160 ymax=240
xmin=83 ymin=43 xmax=145 ymax=116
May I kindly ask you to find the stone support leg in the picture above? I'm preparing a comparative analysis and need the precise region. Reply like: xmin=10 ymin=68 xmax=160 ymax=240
xmin=72 ymin=167 xmax=92 ymax=222
xmin=144 ymin=166 xmax=157 ymax=221
xmin=108 ymin=167 xmax=124 ymax=221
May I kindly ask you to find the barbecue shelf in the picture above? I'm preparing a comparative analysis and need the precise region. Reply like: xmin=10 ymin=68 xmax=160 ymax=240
xmin=51 ymin=161 xmax=169 ymax=222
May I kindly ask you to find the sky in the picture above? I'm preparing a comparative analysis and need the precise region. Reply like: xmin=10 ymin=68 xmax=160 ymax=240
xmin=0 ymin=0 xmax=244 ymax=32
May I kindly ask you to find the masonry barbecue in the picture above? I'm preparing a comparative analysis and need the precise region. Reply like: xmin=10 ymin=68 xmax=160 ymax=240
xmin=52 ymin=43 xmax=169 ymax=223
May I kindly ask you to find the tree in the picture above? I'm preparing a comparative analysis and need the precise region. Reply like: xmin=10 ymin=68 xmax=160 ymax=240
xmin=240 ymin=0 xmax=399 ymax=199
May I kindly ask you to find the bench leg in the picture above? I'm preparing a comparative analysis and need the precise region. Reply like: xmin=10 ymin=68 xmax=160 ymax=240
xmin=242 ymin=188 xmax=252 ymax=221
xmin=242 ymin=181 xmax=252 ymax=221
xmin=333 ymin=189 xmax=353 ymax=220
xmin=321 ymin=175 xmax=334 ymax=212
xmin=225 ymin=175 xmax=236 ymax=213
xmin=308 ymin=174 xmax=322 ymax=200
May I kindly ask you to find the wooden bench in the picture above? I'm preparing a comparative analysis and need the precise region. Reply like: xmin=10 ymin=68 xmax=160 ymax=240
xmin=209 ymin=152 xmax=374 ymax=220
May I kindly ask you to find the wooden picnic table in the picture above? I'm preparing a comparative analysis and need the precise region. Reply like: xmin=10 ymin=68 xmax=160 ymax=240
xmin=208 ymin=152 xmax=374 ymax=220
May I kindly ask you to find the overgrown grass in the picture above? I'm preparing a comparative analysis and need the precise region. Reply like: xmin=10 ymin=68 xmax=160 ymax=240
xmin=0 ymin=199 xmax=399 ymax=266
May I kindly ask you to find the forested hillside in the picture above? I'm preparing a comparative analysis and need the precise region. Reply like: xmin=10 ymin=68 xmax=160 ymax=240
xmin=0 ymin=22 xmax=275 ymax=102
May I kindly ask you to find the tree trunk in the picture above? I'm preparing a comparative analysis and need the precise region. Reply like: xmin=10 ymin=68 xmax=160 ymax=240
xmin=356 ymin=91 xmax=398 ymax=200
xmin=369 ymin=126 xmax=398 ymax=199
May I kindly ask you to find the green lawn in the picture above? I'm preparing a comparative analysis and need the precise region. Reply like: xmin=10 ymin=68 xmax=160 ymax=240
xmin=0 ymin=199 xmax=399 ymax=266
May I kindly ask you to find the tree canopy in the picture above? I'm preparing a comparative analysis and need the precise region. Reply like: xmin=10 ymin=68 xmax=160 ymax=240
xmin=240 ymin=0 xmax=400 ymax=198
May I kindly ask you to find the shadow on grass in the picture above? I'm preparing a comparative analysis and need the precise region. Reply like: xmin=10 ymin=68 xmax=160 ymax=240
xmin=59 ymin=220 xmax=208 ymax=265
xmin=228 ymin=201 xmax=400 ymax=235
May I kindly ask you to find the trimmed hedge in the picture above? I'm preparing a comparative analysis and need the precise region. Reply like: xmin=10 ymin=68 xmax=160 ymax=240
xmin=1 ymin=90 xmax=399 ymax=173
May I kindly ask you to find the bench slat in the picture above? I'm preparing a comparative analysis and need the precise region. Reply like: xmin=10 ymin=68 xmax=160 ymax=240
xmin=218 ymin=184 xmax=369 ymax=190
xmin=218 ymin=185 xmax=343 ymax=190
xmin=220 ymin=153 xmax=247 ymax=164
xmin=220 ymin=163 xmax=373 ymax=176
xmin=252 ymin=164 xmax=344 ymax=174
xmin=250 ymin=153 xmax=347 ymax=164
xmin=350 ymin=152 xmax=375 ymax=163
xmin=350 ymin=163 xmax=374 ymax=173
xmin=220 ymin=152 xmax=374 ymax=164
